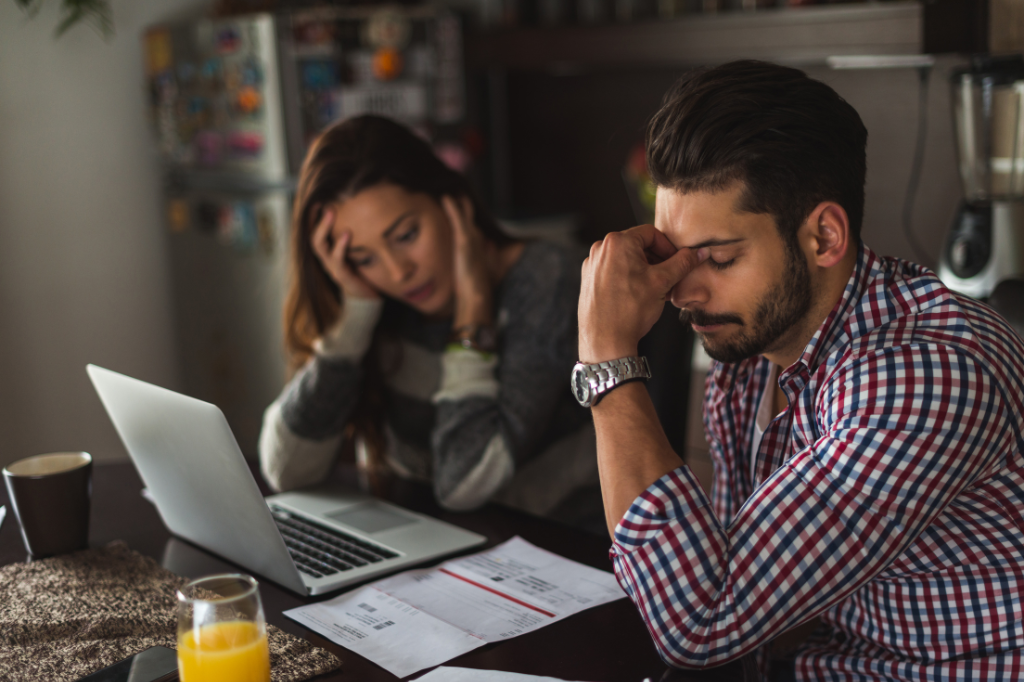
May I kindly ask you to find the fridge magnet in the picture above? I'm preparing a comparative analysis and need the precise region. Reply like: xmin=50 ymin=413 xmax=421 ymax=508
xmin=232 ymin=203 xmax=259 ymax=252
xmin=226 ymin=130 xmax=264 ymax=158
xmin=167 ymin=199 xmax=190 ymax=233
xmin=144 ymin=29 xmax=172 ymax=77
xmin=216 ymin=26 xmax=241 ymax=55
xmin=201 ymin=57 xmax=223 ymax=83
xmin=365 ymin=10 xmax=411 ymax=50
xmin=241 ymin=58 xmax=263 ymax=86
xmin=301 ymin=60 xmax=336 ymax=90
xmin=235 ymin=86 xmax=263 ymax=115
xmin=372 ymin=47 xmax=404 ymax=81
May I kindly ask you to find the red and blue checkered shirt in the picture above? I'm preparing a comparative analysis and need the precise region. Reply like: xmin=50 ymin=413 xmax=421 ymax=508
xmin=610 ymin=244 xmax=1024 ymax=680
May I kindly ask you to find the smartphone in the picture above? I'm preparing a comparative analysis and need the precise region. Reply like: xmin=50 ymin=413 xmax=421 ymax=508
xmin=77 ymin=645 xmax=178 ymax=682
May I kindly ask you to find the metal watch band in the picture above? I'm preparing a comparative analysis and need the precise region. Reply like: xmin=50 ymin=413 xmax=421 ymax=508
xmin=571 ymin=356 xmax=651 ymax=408
xmin=591 ymin=356 xmax=650 ymax=393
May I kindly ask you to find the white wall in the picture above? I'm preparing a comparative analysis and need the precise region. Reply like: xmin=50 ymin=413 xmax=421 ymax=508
xmin=0 ymin=0 xmax=210 ymax=468
xmin=808 ymin=58 xmax=964 ymax=270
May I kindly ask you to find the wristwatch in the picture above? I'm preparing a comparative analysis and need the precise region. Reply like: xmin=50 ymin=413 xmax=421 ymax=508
xmin=449 ymin=324 xmax=498 ymax=353
xmin=570 ymin=356 xmax=651 ymax=408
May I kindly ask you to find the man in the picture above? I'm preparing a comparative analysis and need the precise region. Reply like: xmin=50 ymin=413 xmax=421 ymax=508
xmin=574 ymin=60 xmax=1024 ymax=680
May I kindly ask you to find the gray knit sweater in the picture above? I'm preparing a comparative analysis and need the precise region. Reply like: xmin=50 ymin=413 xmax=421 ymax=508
xmin=259 ymin=241 xmax=595 ymax=514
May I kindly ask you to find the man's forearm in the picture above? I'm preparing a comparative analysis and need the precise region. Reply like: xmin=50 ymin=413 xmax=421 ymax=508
xmin=577 ymin=225 xmax=704 ymax=535
xmin=592 ymin=381 xmax=684 ymax=535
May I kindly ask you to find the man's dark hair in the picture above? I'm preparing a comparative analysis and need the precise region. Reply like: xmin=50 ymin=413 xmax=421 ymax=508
xmin=646 ymin=60 xmax=868 ymax=245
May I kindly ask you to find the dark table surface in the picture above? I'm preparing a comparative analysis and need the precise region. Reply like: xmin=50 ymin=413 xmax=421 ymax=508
xmin=0 ymin=461 xmax=751 ymax=682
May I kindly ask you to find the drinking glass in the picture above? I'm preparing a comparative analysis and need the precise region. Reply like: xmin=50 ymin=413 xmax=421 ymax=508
xmin=176 ymin=574 xmax=271 ymax=682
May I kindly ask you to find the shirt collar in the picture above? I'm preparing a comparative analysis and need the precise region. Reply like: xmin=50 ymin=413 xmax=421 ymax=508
xmin=783 ymin=241 xmax=877 ymax=380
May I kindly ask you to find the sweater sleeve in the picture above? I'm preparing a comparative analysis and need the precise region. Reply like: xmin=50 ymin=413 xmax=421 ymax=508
xmin=429 ymin=243 xmax=585 ymax=510
xmin=258 ymin=298 xmax=383 ymax=492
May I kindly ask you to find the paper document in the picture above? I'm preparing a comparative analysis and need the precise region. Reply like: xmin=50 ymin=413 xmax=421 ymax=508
xmin=285 ymin=536 xmax=625 ymax=678
xmin=290 ymin=585 xmax=484 ymax=676
xmin=416 ymin=667 xmax=594 ymax=682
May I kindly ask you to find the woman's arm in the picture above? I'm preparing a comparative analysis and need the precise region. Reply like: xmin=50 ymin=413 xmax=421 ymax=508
xmin=259 ymin=297 xmax=382 ymax=492
xmin=430 ymin=243 xmax=586 ymax=510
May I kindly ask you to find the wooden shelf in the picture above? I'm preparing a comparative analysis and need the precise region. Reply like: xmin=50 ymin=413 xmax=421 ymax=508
xmin=467 ymin=1 xmax=923 ymax=70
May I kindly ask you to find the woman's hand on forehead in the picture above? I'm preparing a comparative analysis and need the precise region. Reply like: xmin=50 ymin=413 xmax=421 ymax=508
xmin=310 ymin=206 xmax=381 ymax=302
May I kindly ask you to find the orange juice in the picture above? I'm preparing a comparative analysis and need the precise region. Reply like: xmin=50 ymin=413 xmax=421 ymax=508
xmin=177 ymin=620 xmax=270 ymax=682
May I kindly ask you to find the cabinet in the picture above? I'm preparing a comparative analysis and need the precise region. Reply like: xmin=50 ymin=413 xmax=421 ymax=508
xmin=466 ymin=1 xmax=929 ymax=222
xmin=468 ymin=2 xmax=922 ymax=70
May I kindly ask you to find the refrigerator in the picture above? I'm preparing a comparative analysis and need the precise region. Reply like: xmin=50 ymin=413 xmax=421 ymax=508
xmin=142 ymin=8 xmax=466 ymax=458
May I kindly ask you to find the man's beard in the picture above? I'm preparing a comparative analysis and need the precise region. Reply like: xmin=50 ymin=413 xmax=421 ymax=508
xmin=679 ymin=243 xmax=813 ymax=364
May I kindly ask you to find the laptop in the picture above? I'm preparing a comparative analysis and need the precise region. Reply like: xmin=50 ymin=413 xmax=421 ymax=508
xmin=87 ymin=364 xmax=486 ymax=596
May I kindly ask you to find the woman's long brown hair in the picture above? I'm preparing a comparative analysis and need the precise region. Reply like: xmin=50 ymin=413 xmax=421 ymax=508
xmin=284 ymin=115 xmax=511 ymax=487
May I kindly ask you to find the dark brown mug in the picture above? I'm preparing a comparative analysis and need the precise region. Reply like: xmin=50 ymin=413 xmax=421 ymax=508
xmin=2 ymin=452 xmax=92 ymax=558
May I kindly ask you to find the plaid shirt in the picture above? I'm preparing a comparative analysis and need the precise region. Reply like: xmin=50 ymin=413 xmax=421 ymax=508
xmin=610 ymin=244 xmax=1024 ymax=681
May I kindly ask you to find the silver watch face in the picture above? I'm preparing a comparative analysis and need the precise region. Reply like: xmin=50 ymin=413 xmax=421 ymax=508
xmin=571 ymin=364 xmax=591 ymax=406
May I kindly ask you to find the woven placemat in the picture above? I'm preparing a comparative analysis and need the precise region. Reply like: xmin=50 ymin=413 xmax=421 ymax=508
xmin=0 ymin=541 xmax=341 ymax=681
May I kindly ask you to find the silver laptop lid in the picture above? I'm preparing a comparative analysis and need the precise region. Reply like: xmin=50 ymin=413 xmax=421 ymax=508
xmin=87 ymin=364 xmax=307 ymax=595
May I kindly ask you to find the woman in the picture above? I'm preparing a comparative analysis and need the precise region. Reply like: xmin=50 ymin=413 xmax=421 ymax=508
xmin=259 ymin=115 xmax=595 ymax=518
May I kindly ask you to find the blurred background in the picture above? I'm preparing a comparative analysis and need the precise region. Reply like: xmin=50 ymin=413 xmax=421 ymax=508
xmin=0 ymin=0 xmax=1018 ymax=474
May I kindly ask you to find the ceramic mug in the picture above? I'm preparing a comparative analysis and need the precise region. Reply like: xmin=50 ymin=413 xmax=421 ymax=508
xmin=2 ymin=452 xmax=92 ymax=558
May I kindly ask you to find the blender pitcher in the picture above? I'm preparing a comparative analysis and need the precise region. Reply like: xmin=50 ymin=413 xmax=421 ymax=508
xmin=940 ymin=54 xmax=1024 ymax=299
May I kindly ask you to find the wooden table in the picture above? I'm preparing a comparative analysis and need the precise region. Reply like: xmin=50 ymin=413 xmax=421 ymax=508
xmin=0 ymin=461 xmax=751 ymax=682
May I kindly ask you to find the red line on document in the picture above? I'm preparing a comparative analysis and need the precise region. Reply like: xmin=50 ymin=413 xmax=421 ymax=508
xmin=439 ymin=568 xmax=556 ymax=618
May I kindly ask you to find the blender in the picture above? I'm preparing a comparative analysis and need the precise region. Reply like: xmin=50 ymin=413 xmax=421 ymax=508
xmin=939 ymin=54 xmax=1024 ymax=299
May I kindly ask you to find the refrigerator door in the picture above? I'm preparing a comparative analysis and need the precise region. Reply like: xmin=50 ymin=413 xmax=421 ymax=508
xmin=164 ymin=190 xmax=291 ymax=458
xmin=145 ymin=13 xmax=291 ymax=181
xmin=145 ymin=14 xmax=296 ymax=457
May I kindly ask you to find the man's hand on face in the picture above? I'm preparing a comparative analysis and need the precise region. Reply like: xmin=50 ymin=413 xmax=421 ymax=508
xmin=579 ymin=224 xmax=709 ymax=363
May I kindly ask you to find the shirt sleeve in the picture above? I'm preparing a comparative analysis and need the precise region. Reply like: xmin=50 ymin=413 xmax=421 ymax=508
xmin=609 ymin=344 xmax=1012 ymax=668
xmin=429 ymin=244 xmax=585 ymax=511
xmin=703 ymin=369 xmax=742 ymax=528
xmin=258 ymin=298 xmax=383 ymax=492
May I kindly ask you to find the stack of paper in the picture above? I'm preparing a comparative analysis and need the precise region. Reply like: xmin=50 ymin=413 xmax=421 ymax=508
xmin=285 ymin=536 xmax=625 ymax=678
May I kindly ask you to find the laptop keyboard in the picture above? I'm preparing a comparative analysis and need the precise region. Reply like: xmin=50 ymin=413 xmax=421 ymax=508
xmin=269 ymin=505 xmax=399 ymax=579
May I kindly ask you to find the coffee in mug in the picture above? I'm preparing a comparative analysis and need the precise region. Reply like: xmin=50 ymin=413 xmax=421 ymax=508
xmin=2 ymin=452 xmax=92 ymax=558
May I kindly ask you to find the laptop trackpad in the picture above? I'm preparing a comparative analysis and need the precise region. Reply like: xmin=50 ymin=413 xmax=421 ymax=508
xmin=325 ymin=502 xmax=416 ymax=534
